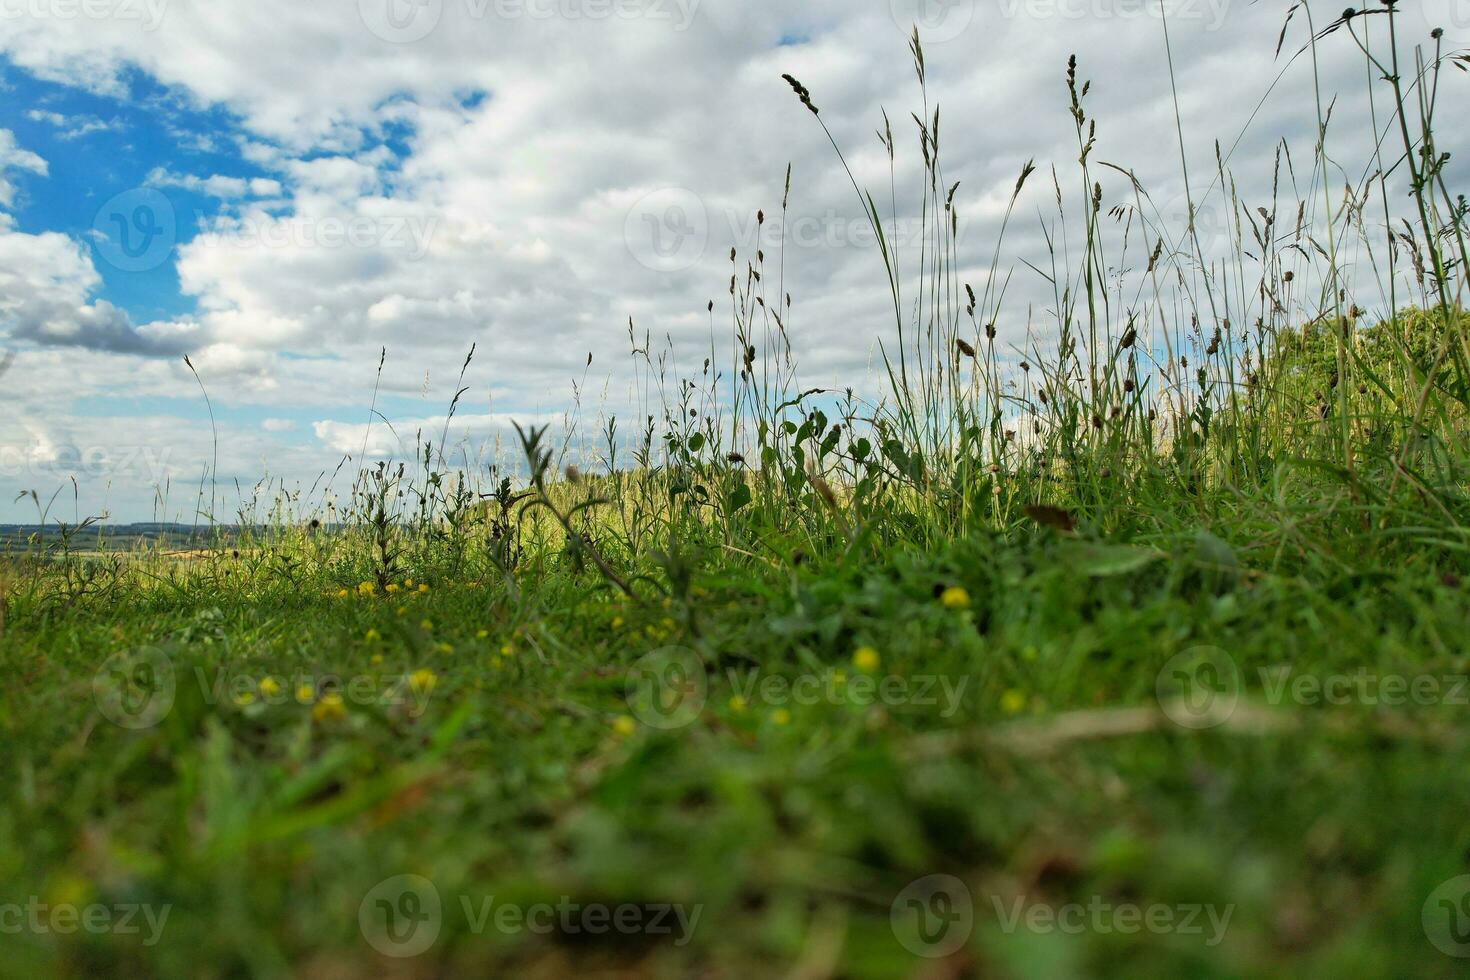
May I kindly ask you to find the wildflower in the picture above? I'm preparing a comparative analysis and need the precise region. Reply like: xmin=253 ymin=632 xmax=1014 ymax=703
xmin=476 ymin=629 xmax=489 ymax=639
xmin=385 ymin=584 xmax=401 ymax=594
xmin=296 ymin=683 xmax=315 ymax=704
xmin=940 ymin=586 xmax=971 ymax=610
xmin=852 ymin=646 xmax=881 ymax=673
xmin=612 ymin=715 xmax=637 ymax=737
xmin=405 ymin=578 xmax=415 ymax=588
xmin=233 ymin=691 xmax=256 ymax=707
xmin=729 ymin=695 xmax=748 ymax=714
xmin=409 ymin=669 xmax=437 ymax=696
xmin=420 ymin=619 xmax=433 ymax=631
xmin=418 ymin=584 xmax=430 ymax=594
xmin=335 ymin=588 xmax=350 ymax=599
xmin=312 ymin=692 xmax=346 ymax=722
xmin=611 ymin=616 xmax=624 ymax=629
xmin=499 ymin=644 xmax=515 ymax=657
xmin=358 ymin=581 xmax=376 ymax=597
xmin=771 ymin=708 xmax=791 ymax=726
xmin=370 ymin=654 xmax=383 ymax=666
xmin=365 ymin=628 xmax=381 ymax=642
xmin=1000 ymin=690 xmax=1027 ymax=714
xmin=436 ymin=642 xmax=454 ymax=654
xmin=258 ymin=677 xmax=281 ymax=699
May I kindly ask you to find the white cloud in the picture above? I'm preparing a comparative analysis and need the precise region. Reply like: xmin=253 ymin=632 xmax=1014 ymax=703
xmin=0 ymin=129 xmax=47 ymax=207
xmin=24 ymin=108 xmax=120 ymax=138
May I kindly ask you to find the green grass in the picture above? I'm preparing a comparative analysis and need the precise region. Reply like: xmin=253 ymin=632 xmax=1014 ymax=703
xmin=5 ymin=2 xmax=1470 ymax=976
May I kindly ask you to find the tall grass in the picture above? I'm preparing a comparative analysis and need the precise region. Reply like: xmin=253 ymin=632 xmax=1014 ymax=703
xmin=8 ymin=0 xmax=1469 ymax=602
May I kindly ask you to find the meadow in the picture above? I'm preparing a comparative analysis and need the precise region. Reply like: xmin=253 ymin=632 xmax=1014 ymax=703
xmin=4 ymin=2 xmax=1470 ymax=976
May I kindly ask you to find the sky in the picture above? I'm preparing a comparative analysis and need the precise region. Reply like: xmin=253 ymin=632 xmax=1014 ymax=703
xmin=0 ymin=0 xmax=1465 ymax=522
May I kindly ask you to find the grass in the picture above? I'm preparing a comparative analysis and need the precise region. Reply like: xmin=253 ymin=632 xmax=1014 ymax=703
xmin=4 ymin=2 xmax=1470 ymax=976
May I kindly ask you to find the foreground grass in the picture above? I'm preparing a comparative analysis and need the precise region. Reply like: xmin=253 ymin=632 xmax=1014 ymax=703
xmin=3 ymin=516 xmax=1470 ymax=977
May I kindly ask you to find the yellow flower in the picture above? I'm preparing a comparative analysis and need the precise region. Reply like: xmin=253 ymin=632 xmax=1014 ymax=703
xmin=258 ymin=677 xmax=281 ymax=698
xmin=358 ymin=581 xmax=376 ymax=596
xmin=499 ymin=644 xmax=515 ymax=657
xmin=296 ymin=683 xmax=315 ymax=704
xmin=728 ymin=695 xmax=748 ymax=714
xmin=852 ymin=646 xmax=881 ymax=673
xmin=419 ymin=619 xmax=433 ymax=631
xmin=418 ymin=584 xmax=430 ymax=594
xmin=370 ymin=653 xmax=384 ymax=666
xmin=612 ymin=715 xmax=637 ymax=737
xmin=409 ymin=669 xmax=438 ymax=696
xmin=365 ymin=628 xmax=381 ymax=642
xmin=385 ymin=583 xmax=401 ymax=594
xmin=335 ymin=588 xmax=350 ymax=599
xmin=1000 ymin=689 xmax=1027 ymax=714
xmin=312 ymin=693 xmax=346 ymax=722
xmin=940 ymin=586 xmax=971 ymax=610
xmin=611 ymin=616 xmax=624 ymax=629
xmin=436 ymin=642 xmax=454 ymax=654
xmin=771 ymin=708 xmax=791 ymax=726
xmin=405 ymin=578 xmax=415 ymax=588
xmin=233 ymin=691 xmax=256 ymax=707
xmin=476 ymin=629 xmax=489 ymax=639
